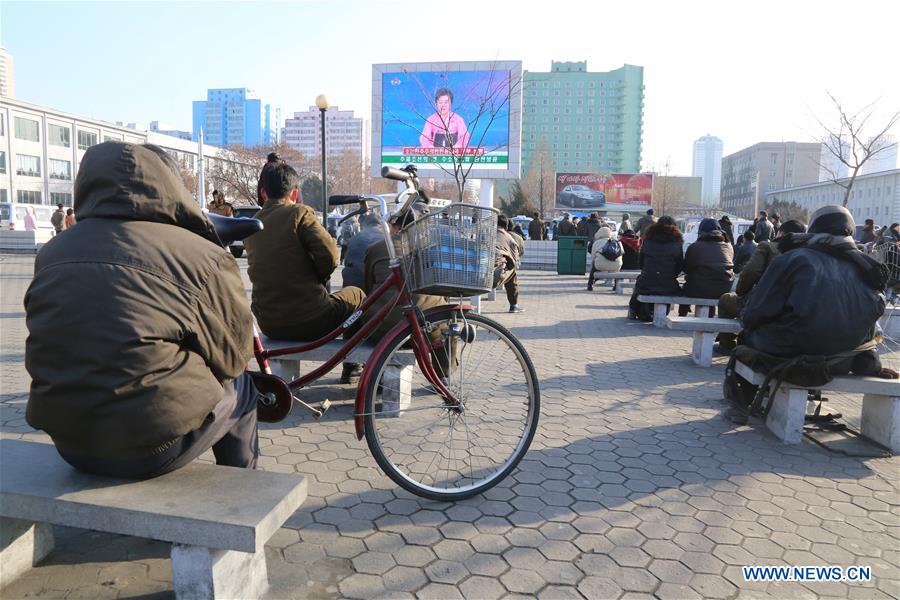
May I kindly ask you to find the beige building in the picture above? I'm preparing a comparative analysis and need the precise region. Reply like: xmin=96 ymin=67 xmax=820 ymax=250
xmin=0 ymin=46 xmax=14 ymax=98
xmin=284 ymin=106 xmax=367 ymax=162
xmin=720 ymin=141 xmax=821 ymax=218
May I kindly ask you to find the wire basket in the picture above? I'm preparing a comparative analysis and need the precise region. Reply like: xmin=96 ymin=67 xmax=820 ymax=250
xmin=399 ymin=203 xmax=498 ymax=297
xmin=872 ymin=240 xmax=900 ymax=289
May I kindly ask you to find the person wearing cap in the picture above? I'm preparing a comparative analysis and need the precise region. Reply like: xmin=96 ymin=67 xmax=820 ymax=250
xmin=620 ymin=213 xmax=633 ymax=235
xmin=679 ymin=217 xmax=734 ymax=316
xmin=528 ymin=212 xmax=546 ymax=241
xmin=740 ymin=205 xmax=892 ymax=376
xmin=635 ymin=209 xmax=657 ymax=238
xmin=754 ymin=211 xmax=774 ymax=242
xmin=208 ymin=189 xmax=234 ymax=217
xmin=495 ymin=215 xmax=524 ymax=313
xmin=245 ymin=160 xmax=366 ymax=342
xmin=717 ymin=219 xmax=806 ymax=351
xmin=859 ymin=218 xmax=877 ymax=244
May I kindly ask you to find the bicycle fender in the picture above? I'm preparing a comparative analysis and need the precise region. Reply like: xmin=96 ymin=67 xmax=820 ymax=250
xmin=354 ymin=303 xmax=473 ymax=439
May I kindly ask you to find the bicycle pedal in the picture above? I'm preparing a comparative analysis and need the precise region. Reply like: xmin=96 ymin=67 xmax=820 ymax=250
xmin=319 ymin=399 xmax=332 ymax=415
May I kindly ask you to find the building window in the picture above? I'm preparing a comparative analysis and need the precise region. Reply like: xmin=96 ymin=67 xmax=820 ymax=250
xmin=0 ymin=114 xmax=4 ymax=135
xmin=14 ymin=117 xmax=40 ymax=142
xmin=49 ymin=159 xmax=71 ymax=180
xmin=16 ymin=154 xmax=41 ymax=177
xmin=0 ymin=189 xmax=6 ymax=202
xmin=50 ymin=192 xmax=73 ymax=207
xmin=48 ymin=124 xmax=71 ymax=147
xmin=78 ymin=130 xmax=98 ymax=150
xmin=17 ymin=190 xmax=43 ymax=204
xmin=104 ymin=134 xmax=123 ymax=143
xmin=0 ymin=151 xmax=5 ymax=174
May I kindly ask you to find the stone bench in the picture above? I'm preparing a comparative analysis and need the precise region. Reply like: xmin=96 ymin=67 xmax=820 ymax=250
xmin=260 ymin=336 xmax=415 ymax=416
xmin=637 ymin=295 xmax=720 ymax=328
xmin=666 ymin=316 xmax=742 ymax=367
xmin=597 ymin=271 xmax=639 ymax=295
xmin=0 ymin=439 xmax=307 ymax=599
xmin=735 ymin=361 xmax=900 ymax=452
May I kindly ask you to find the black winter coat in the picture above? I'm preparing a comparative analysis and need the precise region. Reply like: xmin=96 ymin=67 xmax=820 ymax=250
xmin=620 ymin=233 xmax=642 ymax=270
xmin=634 ymin=223 xmax=684 ymax=295
xmin=741 ymin=247 xmax=885 ymax=357
xmin=583 ymin=217 xmax=601 ymax=243
xmin=682 ymin=234 xmax=734 ymax=299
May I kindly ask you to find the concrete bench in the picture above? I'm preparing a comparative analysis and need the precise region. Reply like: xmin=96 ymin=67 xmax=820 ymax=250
xmin=260 ymin=336 xmax=415 ymax=416
xmin=666 ymin=316 xmax=742 ymax=367
xmin=0 ymin=439 xmax=306 ymax=599
xmin=735 ymin=361 xmax=900 ymax=452
xmin=595 ymin=271 xmax=639 ymax=295
xmin=637 ymin=295 xmax=720 ymax=328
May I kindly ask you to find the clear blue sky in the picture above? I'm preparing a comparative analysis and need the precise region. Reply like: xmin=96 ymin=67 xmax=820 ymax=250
xmin=2 ymin=0 xmax=897 ymax=175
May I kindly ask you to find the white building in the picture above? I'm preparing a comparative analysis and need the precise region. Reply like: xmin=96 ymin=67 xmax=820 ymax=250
xmin=691 ymin=134 xmax=723 ymax=207
xmin=861 ymin=135 xmax=898 ymax=175
xmin=766 ymin=168 xmax=900 ymax=226
xmin=1 ymin=97 xmax=229 ymax=208
xmin=284 ymin=106 xmax=367 ymax=162
xmin=0 ymin=46 xmax=14 ymax=98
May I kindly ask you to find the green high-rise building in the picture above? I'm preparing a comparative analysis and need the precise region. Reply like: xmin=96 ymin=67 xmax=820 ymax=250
xmin=521 ymin=61 xmax=644 ymax=176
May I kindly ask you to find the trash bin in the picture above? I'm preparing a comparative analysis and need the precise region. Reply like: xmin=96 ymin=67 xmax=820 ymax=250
xmin=557 ymin=236 xmax=587 ymax=275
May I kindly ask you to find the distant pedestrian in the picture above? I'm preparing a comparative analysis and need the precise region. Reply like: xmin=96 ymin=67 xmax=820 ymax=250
xmin=859 ymin=219 xmax=876 ymax=244
xmin=494 ymin=215 xmax=524 ymax=313
xmin=339 ymin=215 xmax=360 ymax=264
xmin=583 ymin=213 xmax=602 ymax=251
xmin=770 ymin=213 xmax=781 ymax=234
xmin=528 ymin=212 xmax=546 ymax=241
xmin=635 ymin=209 xmax=657 ymax=238
xmin=753 ymin=211 xmax=774 ymax=242
xmin=573 ymin=217 xmax=583 ymax=236
xmin=50 ymin=203 xmax=66 ymax=234
xmin=24 ymin=206 xmax=38 ymax=231
xmin=557 ymin=213 xmax=577 ymax=237
xmin=733 ymin=230 xmax=757 ymax=273
xmin=621 ymin=213 xmax=633 ymax=235
xmin=209 ymin=190 xmax=234 ymax=217
xmin=718 ymin=215 xmax=735 ymax=247
xmin=64 ymin=208 xmax=76 ymax=229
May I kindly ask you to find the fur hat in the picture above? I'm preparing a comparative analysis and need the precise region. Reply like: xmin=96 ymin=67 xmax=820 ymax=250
xmin=808 ymin=205 xmax=855 ymax=237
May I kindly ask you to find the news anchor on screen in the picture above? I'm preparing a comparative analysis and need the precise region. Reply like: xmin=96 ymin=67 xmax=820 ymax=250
xmin=419 ymin=88 xmax=471 ymax=149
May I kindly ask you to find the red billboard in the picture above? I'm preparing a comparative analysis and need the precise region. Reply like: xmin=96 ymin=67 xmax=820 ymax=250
xmin=555 ymin=172 xmax=653 ymax=212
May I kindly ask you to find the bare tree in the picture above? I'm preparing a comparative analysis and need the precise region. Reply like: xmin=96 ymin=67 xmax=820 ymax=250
xmin=386 ymin=63 xmax=521 ymax=202
xmin=207 ymin=143 xmax=314 ymax=205
xmin=814 ymin=92 xmax=899 ymax=206
xmin=519 ymin=139 xmax=556 ymax=217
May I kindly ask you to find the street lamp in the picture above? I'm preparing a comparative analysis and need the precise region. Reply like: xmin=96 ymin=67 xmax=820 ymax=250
xmin=315 ymin=94 xmax=329 ymax=229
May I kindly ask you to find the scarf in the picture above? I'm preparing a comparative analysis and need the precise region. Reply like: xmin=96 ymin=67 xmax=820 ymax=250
xmin=778 ymin=232 xmax=889 ymax=290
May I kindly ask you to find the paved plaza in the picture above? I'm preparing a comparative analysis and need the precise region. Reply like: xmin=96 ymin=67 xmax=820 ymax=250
xmin=1 ymin=252 xmax=899 ymax=600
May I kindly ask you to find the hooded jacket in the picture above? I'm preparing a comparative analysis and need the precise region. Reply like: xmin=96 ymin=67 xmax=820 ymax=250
xmin=682 ymin=232 xmax=734 ymax=299
xmin=634 ymin=222 xmax=684 ymax=296
xmin=583 ymin=216 xmax=602 ymax=245
xmin=741 ymin=243 xmax=885 ymax=357
xmin=620 ymin=231 xmax=642 ymax=270
xmin=590 ymin=226 xmax=622 ymax=272
xmin=25 ymin=142 xmax=252 ymax=459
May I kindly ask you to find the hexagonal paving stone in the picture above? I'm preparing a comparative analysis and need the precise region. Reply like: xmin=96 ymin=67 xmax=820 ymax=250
xmin=381 ymin=566 xmax=428 ymax=593
xmin=578 ymin=576 xmax=623 ymax=599
xmin=393 ymin=545 xmax=437 ymax=568
xmin=459 ymin=575 xmax=507 ymax=600
xmin=500 ymin=568 xmax=546 ymax=594
xmin=352 ymin=551 xmax=396 ymax=575
xmin=339 ymin=573 xmax=386 ymax=599
xmin=503 ymin=547 xmax=547 ymax=570
xmin=424 ymin=560 xmax=469 ymax=585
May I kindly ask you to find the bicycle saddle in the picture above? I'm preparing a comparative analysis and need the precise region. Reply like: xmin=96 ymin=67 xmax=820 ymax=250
xmin=208 ymin=212 xmax=263 ymax=246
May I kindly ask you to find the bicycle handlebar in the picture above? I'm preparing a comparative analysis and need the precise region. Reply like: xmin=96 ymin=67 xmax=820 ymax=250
xmin=328 ymin=195 xmax=361 ymax=206
xmin=381 ymin=166 xmax=412 ymax=182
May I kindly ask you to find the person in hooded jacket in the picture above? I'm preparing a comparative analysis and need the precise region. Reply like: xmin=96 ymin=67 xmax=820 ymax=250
xmin=740 ymin=205 xmax=893 ymax=377
xmin=24 ymin=142 xmax=259 ymax=478
xmin=587 ymin=225 xmax=622 ymax=290
xmin=619 ymin=229 xmax=642 ymax=270
xmin=635 ymin=209 xmax=657 ymax=238
xmin=718 ymin=215 xmax=735 ymax=247
xmin=620 ymin=213 xmax=633 ymax=236
xmin=679 ymin=218 xmax=734 ymax=316
xmin=629 ymin=216 xmax=684 ymax=321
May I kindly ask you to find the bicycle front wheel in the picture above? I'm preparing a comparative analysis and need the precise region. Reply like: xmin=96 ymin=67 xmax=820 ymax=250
xmin=363 ymin=310 xmax=540 ymax=501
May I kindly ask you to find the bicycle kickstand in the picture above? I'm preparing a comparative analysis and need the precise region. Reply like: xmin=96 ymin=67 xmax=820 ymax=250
xmin=293 ymin=395 xmax=332 ymax=419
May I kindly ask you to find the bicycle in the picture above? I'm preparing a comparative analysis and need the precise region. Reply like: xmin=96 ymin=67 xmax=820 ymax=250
xmin=215 ymin=164 xmax=540 ymax=501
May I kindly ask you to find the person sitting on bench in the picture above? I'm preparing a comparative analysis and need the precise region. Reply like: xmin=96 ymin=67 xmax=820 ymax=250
xmin=245 ymin=161 xmax=366 ymax=341
xmin=629 ymin=216 xmax=684 ymax=321
xmin=24 ymin=142 xmax=260 ymax=478
xmin=740 ymin=205 xmax=895 ymax=378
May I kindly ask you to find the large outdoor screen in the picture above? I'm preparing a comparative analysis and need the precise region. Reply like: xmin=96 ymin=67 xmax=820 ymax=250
xmin=555 ymin=172 xmax=654 ymax=213
xmin=372 ymin=61 xmax=522 ymax=180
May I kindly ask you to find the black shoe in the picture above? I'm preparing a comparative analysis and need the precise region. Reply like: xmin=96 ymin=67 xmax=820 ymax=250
xmin=509 ymin=305 xmax=525 ymax=313
xmin=587 ymin=285 xmax=594 ymax=291
xmin=340 ymin=362 xmax=363 ymax=384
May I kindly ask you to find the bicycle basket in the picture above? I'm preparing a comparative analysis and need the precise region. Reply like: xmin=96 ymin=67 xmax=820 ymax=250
xmin=399 ymin=203 xmax=498 ymax=297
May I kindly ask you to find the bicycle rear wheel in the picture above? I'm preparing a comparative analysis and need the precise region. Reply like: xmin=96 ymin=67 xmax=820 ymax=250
xmin=363 ymin=310 xmax=540 ymax=501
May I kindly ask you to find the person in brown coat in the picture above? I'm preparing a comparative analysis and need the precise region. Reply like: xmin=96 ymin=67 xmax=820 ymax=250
xmin=494 ymin=215 xmax=524 ymax=313
xmin=25 ymin=142 xmax=259 ymax=478
xmin=245 ymin=161 xmax=365 ymax=341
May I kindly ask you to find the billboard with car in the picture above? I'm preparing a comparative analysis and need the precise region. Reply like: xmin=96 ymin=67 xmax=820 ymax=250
xmin=555 ymin=172 xmax=653 ymax=212
xmin=372 ymin=61 xmax=522 ymax=180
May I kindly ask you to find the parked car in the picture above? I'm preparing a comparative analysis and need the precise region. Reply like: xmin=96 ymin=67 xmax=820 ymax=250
xmin=226 ymin=206 xmax=261 ymax=258
xmin=557 ymin=185 xmax=606 ymax=209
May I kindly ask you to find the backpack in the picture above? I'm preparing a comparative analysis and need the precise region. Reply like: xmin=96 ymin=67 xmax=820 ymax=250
xmin=600 ymin=239 xmax=623 ymax=261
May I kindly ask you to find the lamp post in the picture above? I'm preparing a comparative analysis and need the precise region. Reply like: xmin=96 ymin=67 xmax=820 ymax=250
xmin=316 ymin=94 xmax=329 ymax=229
